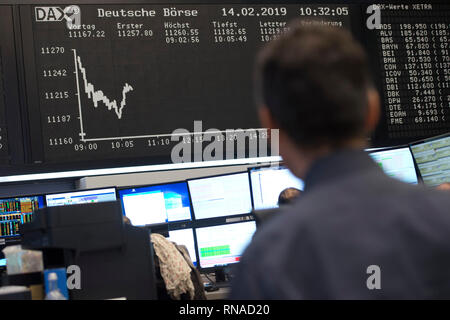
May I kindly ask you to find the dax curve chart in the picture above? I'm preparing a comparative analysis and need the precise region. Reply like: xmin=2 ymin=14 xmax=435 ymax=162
xmin=72 ymin=49 xmax=134 ymax=140
xmin=28 ymin=4 xmax=351 ymax=163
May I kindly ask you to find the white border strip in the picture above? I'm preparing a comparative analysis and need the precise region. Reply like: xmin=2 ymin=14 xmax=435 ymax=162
xmin=0 ymin=156 xmax=282 ymax=183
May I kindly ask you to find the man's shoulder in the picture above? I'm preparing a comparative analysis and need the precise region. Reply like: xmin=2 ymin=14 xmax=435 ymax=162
xmin=231 ymin=209 xmax=309 ymax=299
xmin=244 ymin=205 xmax=310 ymax=265
xmin=247 ymin=180 xmax=450 ymax=257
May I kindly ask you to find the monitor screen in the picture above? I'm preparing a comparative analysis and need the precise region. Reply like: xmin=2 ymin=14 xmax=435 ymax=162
xmin=166 ymin=228 xmax=197 ymax=266
xmin=195 ymin=221 xmax=257 ymax=269
xmin=188 ymin=172 xmax=252 ymax=220
xmin=369 ymin=147 xmax=419 ymax=185
xmin=46 ymin=188 xmax=117 ymax=207
xmin=410 ymin=135 xmax=450 ymax=187
xmin=250 ymin=166 xmax=304 ymax=210
xmin=0 ymin=258 xmax=6 ymax=267
xmin=0 ymin=195 xmax=45 ymax=238
xmin=119 ymin=182 xmax=192 ymax=226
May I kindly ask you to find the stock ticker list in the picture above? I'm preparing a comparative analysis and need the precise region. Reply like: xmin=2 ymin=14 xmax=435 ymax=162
xmin=28 ymin=4 xmax=351 ymax=162
xmin=375 ymin=4 xmax=450 ymax=141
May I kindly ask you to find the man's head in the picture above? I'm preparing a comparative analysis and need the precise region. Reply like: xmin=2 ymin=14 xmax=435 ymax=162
xmin=278 ymin=187 xmax=301 ymax=206
xmin=123 ymin=215 xmax=131 ymax=225
xmin=256 ymin=22 xmax=380 ymax=179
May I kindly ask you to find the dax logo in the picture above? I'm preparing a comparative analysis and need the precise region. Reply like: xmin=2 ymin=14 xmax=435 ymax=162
xmin=35 ymin=5 xmax=81 ymax=29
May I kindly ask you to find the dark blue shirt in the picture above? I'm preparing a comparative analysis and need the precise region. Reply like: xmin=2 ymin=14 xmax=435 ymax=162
xmin=230 ymin=149 xmax=450 ymax=299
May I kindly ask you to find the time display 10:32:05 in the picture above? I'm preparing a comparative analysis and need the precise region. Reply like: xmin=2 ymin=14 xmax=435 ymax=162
xmin=220 ymin=6 xmax=349 ymax=17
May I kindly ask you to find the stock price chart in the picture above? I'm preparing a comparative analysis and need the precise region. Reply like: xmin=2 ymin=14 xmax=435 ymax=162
xmin=24 ymin=4 xmax=351 ymax=163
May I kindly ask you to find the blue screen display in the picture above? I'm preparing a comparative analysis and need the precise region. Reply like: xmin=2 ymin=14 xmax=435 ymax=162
xmin=46 ymin=188 xmax=117 ymax=207
xmin=118 ymin=182 xmax=192 ymax=226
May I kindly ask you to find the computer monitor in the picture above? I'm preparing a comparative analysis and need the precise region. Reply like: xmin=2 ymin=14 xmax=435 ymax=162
xmin=410 ymin=134 xmax=450 ymax=187
xmin=45 ymin=188 xmax=117 ymax=207
xmin=188 ymin=172 xmax=253 ymax=220
xmin=250 ymin=166 xmax=304 ymax=210
xmin=0 ymin=195 xmax=45 ymax=239
xmin=118 ymin=182 xmax=192 ymax=226
xmin=0 ymin=258 xmax=6 ymax=267
xmin=195 ymin=221 xmax=257 ymax=269
xmin=368 ymin=147 xmax=419 ymax=185
xmin=166 ymin=228 xmax=197 ymax=266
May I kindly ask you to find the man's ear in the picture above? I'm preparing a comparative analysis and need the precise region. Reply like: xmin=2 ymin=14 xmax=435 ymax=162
xmin=365 ymin=88 xmax=380 ymax=133
xmin=258 ymin=106 xmax=278 ymax=130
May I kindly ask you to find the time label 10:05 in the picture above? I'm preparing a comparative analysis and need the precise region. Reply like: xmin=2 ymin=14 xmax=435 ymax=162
xmin=221 ymin=6 xmax=349 ymax=17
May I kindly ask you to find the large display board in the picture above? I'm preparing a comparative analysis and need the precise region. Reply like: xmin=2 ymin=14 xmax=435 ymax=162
xmin=0 ymin=6 xmax=11 ymax=165
xmin=0 ymin=1 xmax=448 ymax=177
xmin=21 ymin=3 xmax=351 ymax=164
xmin=0 ymin=58 xmax=8 ymax=165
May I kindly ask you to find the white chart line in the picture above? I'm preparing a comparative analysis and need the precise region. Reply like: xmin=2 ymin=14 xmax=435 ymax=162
xmin=71 ymin=50 xmax=266 ymax=143
xmin=72 ymin=49 xmax=86 ymax=142
xmin=74 ymin=49 xmax=133 ymax=120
